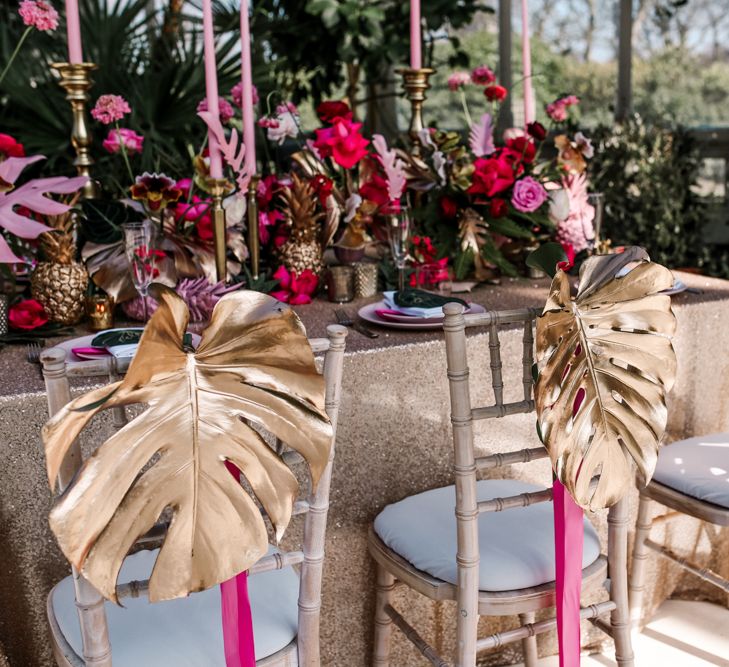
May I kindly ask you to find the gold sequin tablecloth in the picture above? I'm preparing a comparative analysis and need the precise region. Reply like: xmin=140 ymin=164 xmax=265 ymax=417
xmin=0 ymin=273 xmax=728 ymax=666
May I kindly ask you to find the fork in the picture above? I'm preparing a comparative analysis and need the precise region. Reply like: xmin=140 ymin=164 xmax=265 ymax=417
xmin=334 ymin=309 xmax=379 ymax=338
xmin=26 ymin=342 xmax=43 ymax=364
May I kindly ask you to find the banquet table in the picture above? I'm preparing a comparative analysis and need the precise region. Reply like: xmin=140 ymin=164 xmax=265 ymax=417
xmin=1 ymin=271 xmax=728 ymax=666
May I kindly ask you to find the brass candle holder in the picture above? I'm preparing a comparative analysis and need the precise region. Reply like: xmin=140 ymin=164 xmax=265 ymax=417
xmin=247 ymin=175 xmax=260 ymax=280
xmin=51 ymin=62 xmax=100 ymax=199
xmin=398 ymin=67 xmax=435 ymax=156
xmin=207 ymin=177 xmax=229 ymax=283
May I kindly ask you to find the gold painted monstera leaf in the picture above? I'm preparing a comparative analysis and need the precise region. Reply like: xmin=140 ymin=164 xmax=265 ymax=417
xmin=42 ymin=287 xmax=332 ymax=602
xmin=535 ymin=248 xmax=677 ymax=510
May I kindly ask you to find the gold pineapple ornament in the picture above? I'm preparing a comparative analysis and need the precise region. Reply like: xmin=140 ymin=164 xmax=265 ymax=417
xmin=31 ymin=196 xmax=89 ymax=325
xmin=279 ymin=173 xmax=324 ymax=276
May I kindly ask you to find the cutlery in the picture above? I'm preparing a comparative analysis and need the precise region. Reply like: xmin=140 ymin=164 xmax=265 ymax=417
xmin=335 ymin=309 xmax=379 ymax=338
xmin=26 ymin=342 xmax=43 ymax=364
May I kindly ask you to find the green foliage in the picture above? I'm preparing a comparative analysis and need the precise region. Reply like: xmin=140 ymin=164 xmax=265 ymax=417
xmin=526 ymin=242 xmax=567 ymax=278
xmin=590 ymin=116 xmax=707 ymax=271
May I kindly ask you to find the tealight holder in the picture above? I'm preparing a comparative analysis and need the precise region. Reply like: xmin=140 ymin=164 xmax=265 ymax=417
xmin=398 ymin=67 xmax=436 ymax=156
xmin=51 ymin=62 xmax=100 ymax=199
xmin=353 ymin=262 xmax=378 ymax=298
xmin=326 ymin=266 xmax=355 ymax=303
xmin=0 ymin=293 xmax=8 ymax=336
xmin=85 ymin=294 xmax=115 ymax=331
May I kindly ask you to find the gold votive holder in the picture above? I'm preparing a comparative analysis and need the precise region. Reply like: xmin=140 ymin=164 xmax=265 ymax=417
xmin=85 ymin=294 xmax=115 ymax=331
xmin=353 ymin=262 xmax=378 ymax=298
xmin=326 ymin=266 xmax=355 ymax=303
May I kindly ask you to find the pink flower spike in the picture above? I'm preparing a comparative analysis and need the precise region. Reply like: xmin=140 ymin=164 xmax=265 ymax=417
xmin=91 ymin=94 xmax=131 ymax=125
xmin=18 ymin=0 xmax=59 ymax=31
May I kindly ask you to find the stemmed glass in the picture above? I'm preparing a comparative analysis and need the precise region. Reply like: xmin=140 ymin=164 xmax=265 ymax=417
xmin=387 ymin=209 xmax=411 ymax=293
xmin=122 ymin=221 xmax=159 ymax=323
xmin=587 ymin=193 xmax=605 ymax=253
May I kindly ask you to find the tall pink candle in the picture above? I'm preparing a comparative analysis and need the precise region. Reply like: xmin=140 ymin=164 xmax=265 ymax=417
xmin=521 ymin=0 xmax=536 ymax=125
xmin=410 ymin=0 xmax=422 ymax=70
xmin=65 ymin=0 xmax=83 ymax=64
xmin=239 ymin=0 xmax=256 ymax=177
xmin=202 ymin=0 xmax=224 ymax=179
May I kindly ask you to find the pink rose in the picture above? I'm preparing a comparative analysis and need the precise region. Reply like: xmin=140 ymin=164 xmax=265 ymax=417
xmin=447 ymin=71 xmax=471 ymax=91
xmin=102 ymin=127 xmax=144 ymax=155
xmin=511 ymin=176 xmax=548 ymax=213
xmin=471 ymin=65 xmax=496 ymax=85
xmin=9 ymin=299 xmax=48 ymax=330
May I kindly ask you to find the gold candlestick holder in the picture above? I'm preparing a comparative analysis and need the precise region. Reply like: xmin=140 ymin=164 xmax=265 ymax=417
xmin=398 ymin=67 xmax=435 ymax=156
xmin=51 ymin=62 xmax=100 ymax=199
xmin=207 ymin=177 xmax=229 ymax=283
xmin=247 ymin=175 xmax=260 ymax=280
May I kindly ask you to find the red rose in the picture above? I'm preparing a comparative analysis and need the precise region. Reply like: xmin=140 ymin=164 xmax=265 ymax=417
xmin=316 ymin=100 xmax=352 ymax=123
xmin=506 ymin=136 xmax=536 ymax=164
xmin=310 ymin=174 xmax=334 ymax=206
xmin=484 ymin=85 xmax=508 ymax=102
xmin=0 ymin=133 xmax=25 ymax=159
xmin=313 ymin=117 xmax=369 ymax=169
xmin=439 ymin=196 xmax=458 ymax=219
xmin=9 ymin=299 xmax=48 ymax=330
xmin=468 ymin=157 xmax=515 ymax=197
xmin=527 ymin=121 xmax=547 ymax=141
xmin=359 ymin=173 xmax=390 ymax=209
xmin=489 ymin=198 xmax=508 ymax=218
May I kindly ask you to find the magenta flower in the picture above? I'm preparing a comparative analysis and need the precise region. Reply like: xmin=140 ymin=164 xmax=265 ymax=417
xmin=91 ymin=95 xmax=131 ymax=125
xmin=471 ymin=65 xmax=496 ymax=85
xmin=197 ymin=97 xmax=235 ymax=124
xmin=102 ymin=128 xmax=144 ymax=155
xmin=276 ymin=101 xmax=298 ymax=116
xmin=511 ymin=176 xmax=548 ymax=213
xmin=230 ymin=82 xmax=259 ymax=108
xmin=447 ymin=71 xmax=471 ymax=91
xmin=18 ymin=0 xmax=59 ymax=31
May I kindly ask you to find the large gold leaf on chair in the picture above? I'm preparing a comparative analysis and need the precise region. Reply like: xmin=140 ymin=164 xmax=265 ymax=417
xmin=43 ymin=287 xmax=332 ymax=602
xmin=535 ymin=249 xmax=677 ymax=510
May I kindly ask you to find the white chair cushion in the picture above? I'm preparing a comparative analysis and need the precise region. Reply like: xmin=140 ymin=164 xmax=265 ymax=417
xmin=374 ymin=479 xmax=601 ymax=592
xmin=653 ymin=433 xmax=729 ymax=509
xmin=51 ymin=547 xmax=299 ymax=665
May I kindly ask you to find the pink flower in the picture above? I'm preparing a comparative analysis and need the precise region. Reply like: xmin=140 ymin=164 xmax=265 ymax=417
xmin=102 ymin=127 xmax=144 ymax=155
xmin=471 ymin=65 xmax=496 ymax=85
xmin=511 ymin=176 xmax=548 ymax=213
xmin=9 ymin=299 xmax=48 ymax=330
xmin=197 ymin=97 xmax=234 ymax=124
xmin=313 ymin=117 xmax=369 ymax=169
xmin=448 ymin=71 xmax=471 ymax=91
xmin=266 ymin=112 xmax=299 ymax=144
xmin=546 ymin=95 xmax=580 ymax=122
xmin=230 ymin=82 xmax=259 ymax=107
xmin=18 ymin=0 xmax=58 ymax=31
xmin=271 ymin=266 xmax=318 ymax=305
xmin=91 ymin=94 xmax=131 ymax=125
xmin=258 ymin=117 xmax=279 ymax=129
xmin=276 ymin=101 xmax=298 ymax=116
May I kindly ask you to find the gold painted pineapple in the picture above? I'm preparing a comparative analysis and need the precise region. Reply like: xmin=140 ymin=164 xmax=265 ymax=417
xmin=279 ymin=174 xmax=324 ymax=276
xmin=31 ymin=196 xmax=88 ymax=325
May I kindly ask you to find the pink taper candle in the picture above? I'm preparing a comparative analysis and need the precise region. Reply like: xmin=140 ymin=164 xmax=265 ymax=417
xmin=239 ymin=0 xmax=256 ymax=177
xmin=521 ymin=0 xmax=536 ymax=125
xmin=202 ymin=0 xmax=224 ymax=179
xmin=410 ymin=0 xmax=422 ymax=70
xmin=65 ymin=0 xmax=83 ymax=64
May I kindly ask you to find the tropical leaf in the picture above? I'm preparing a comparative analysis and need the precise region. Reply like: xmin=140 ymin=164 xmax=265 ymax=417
xmin=42 ymin=287 xmax=332 ymax=602
xmin=534 ymin=250 xmax=677 ymax=510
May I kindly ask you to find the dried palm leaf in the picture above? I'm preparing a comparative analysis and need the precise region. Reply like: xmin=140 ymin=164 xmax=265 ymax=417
xmin=43 ymin=287 xmax=332 ymax=602
xmin=535 ymin=249 xmax=677 ymax=510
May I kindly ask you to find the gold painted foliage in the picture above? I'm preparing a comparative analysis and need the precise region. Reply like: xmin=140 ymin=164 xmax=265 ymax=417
xmin=43 ymin=287 xmax=332 ymax=602
xmin=535 ymin=249 xmax=677 ymax=510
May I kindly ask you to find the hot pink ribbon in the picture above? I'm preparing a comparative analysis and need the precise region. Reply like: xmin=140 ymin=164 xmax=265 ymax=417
xmin=553 ymin=478 xmax=583 ymax=667
xmin=221 ymin=461 xmax=256 ymax=667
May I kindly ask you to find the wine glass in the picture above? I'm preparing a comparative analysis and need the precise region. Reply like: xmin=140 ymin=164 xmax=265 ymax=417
xmin=122 ymin=221 xmax=158 ymax=322
xmin=387 ymin=209 xmax=411 ymax=293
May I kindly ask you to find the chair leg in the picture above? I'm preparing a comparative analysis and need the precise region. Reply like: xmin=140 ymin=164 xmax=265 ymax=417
xmin=373 ymin=564 xmax=395 ymax=667
xmin=518 ymin=612 xmax=538 ymax=667
xmin=608 ymin=497 xmax=635 ymax=667
xmin=629 ymin=495 xmax=652 ymax=630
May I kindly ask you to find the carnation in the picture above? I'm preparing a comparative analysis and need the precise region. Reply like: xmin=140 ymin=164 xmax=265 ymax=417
xmin=471 ymin=65 xmax=496 ymax=85
xmin=447 ymin=71 xmax=471 ymax=91
xmin=197 ymin=97 xmax=235 ymax=124
xmin=102 ymin=128 xmax=144 ymax=155
xmin=18 ymin=0 xmax=59 ymax=31
xmin=230 ymin=82 xmax=259 ymax=108
xmin=511 ymin=176 xmax=548 ymax=213
xmin=91 ymin=94 xmax=131 ymax=125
